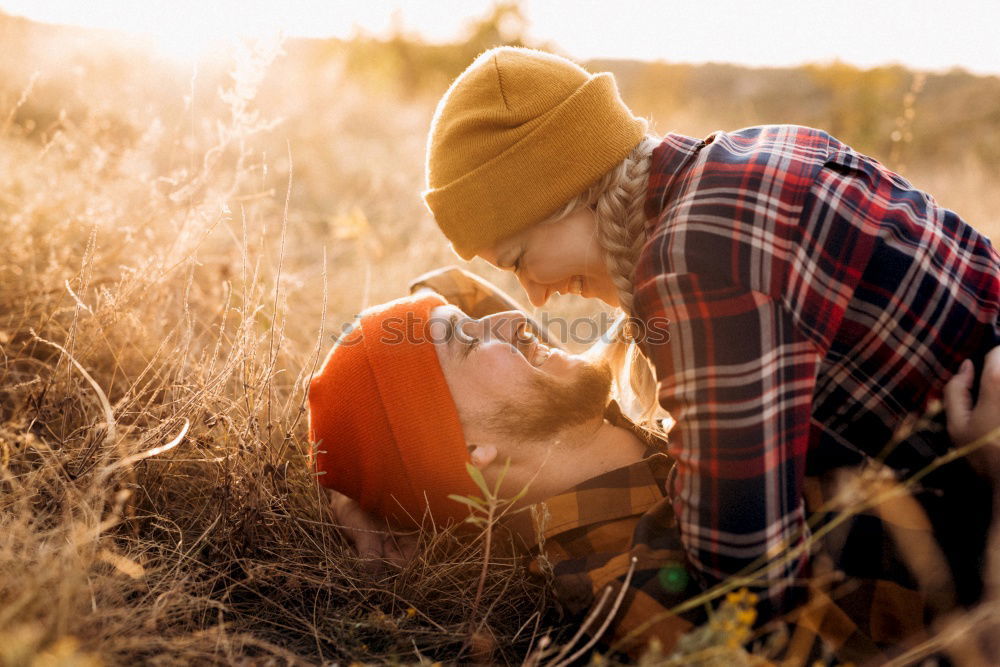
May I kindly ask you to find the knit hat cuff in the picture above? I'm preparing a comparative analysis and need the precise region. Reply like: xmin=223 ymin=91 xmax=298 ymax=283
xmin=358 ymin=300 xmax=477 ymax=522
xmin=309 ymin=295 xmax=481 ymax=527
xmin=424 ymin=73 xmax=646 ymax=260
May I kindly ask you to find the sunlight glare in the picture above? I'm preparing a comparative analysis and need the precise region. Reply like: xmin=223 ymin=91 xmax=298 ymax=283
xmin=1 ymin=0 xmax=999 ymax=74
xmin=0 ymin=0 xmax=282 ymax=64
xmin=144 ymin=5 xmax=278 ymax=63
xmin=151 ymin=23 xmax=233 ymax=63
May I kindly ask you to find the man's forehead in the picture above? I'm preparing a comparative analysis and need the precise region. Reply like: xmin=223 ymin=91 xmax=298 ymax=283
xmin=430 ymin=303 xmax=468 ymax=334
xmin=430 ymin=303 xmax=464 ymax=320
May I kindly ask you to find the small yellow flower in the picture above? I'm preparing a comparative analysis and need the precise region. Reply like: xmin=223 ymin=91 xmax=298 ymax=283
xmin=406 ymin=607 xmax=417 ymax=618
xmin=726 ymin=589 xmax=746 ymax=605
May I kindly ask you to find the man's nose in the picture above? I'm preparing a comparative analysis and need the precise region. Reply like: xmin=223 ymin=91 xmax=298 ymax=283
xmin=473 ymin=310 xmax=531 ymax=345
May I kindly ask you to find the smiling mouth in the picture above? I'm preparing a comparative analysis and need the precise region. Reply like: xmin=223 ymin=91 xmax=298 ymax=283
xmin=555 ymin=276 xmax=585 ymax=297
xmin=514 ymin=323 xmax=553 ymax=367
xmin=529 ymin=342 xmax=552 ymax=367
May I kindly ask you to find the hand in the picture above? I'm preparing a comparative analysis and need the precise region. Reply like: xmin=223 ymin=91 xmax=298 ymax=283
xmin=325 ymin=489 xmax=418 ymax=572
xmin=944 ymin=348 xmax=1000 ymax=474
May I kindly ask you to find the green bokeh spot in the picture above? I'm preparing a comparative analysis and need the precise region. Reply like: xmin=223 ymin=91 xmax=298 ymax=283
xmin=658 ymin=561 xmax=689 ymax=593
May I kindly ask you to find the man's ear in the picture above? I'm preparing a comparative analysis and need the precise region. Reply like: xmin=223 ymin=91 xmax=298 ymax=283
xmin=468 ymin=444 xmax=497 ymax=469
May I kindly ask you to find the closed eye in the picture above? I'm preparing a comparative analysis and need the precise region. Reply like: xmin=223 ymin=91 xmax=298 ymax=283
xmin=512 ymin=254 xmax=523 ymax=273
xmin=450 ymin=312 xmax=480 ymax=360
xmin=500 ymin=250 xmax=524 ymax=274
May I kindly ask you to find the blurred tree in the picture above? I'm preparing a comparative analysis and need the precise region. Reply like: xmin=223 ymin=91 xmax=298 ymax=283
xmin=340 ymin=1 xmax=530 ymax=97
xmin=804 ymin=62 xmax=909 ymax=157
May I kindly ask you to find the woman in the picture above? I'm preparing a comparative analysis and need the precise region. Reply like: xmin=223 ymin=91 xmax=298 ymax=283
xmin=418 ymin=47 xmax=1000 ymax=620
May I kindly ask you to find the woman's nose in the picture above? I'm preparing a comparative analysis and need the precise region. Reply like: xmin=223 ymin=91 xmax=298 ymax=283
xmin=518 ymin=276 xmax=550 ymax=307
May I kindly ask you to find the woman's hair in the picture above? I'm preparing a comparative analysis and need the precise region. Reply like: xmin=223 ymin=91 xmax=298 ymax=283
xmin=544 ymin=135 xmax=665 ymax=427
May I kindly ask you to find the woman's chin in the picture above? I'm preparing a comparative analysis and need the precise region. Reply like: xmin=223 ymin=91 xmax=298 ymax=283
xmin=595 ymin=290 xmax=620 ymax=307
xmin=583 ymin=280 xmax=619 ymax=307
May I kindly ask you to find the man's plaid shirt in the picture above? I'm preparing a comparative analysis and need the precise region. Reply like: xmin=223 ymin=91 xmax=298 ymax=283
xmin=632 ymin=125 xmax=1000 ymax=616
xmin=505 ymin=402 xmax=953 ymax=662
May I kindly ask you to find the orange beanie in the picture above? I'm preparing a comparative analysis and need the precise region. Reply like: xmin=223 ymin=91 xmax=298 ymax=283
xmin=307 ymin=294 xmax=480 ymax=527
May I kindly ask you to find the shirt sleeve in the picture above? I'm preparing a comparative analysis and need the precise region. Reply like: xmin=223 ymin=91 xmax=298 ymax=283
xmin=633 ymin=269 xmax=822 ymax=613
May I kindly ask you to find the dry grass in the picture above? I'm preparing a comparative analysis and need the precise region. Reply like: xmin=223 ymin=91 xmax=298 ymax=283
xmin=0 ymin=37 xmax=566 ymax=666
xmin=2 ymin=18 xmax=999 ymax=666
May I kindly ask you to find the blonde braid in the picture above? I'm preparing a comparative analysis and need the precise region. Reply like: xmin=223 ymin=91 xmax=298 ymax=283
xmin=543 ymin=135 xmax=665 ymax=425
xmin=591 ymin=135 xmax=660 ymax=313
xmin=552 ymin=134 xmax=658 ymax=307
xmin=577 ymin=135 xmax=666 ymax=425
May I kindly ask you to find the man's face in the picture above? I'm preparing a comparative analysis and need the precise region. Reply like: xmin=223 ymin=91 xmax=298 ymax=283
xmin=428 ymin=304 xmax=612 ymax=442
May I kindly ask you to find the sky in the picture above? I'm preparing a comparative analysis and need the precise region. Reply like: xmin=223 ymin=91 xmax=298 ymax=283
xmin=3 ymin=0 xmax=1000 ymax=76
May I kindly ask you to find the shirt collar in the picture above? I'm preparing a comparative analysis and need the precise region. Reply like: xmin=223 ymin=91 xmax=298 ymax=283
xmin=643 ymin=132 xmax=710 ymax=223
xmin=602 ymin=398 xmax=667 ymax=454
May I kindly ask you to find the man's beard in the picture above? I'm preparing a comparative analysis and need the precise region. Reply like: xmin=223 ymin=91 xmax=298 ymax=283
xmin=485 ymin=359 xmax=613 ymax=442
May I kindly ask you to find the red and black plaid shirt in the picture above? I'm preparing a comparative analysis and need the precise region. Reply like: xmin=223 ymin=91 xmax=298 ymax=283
xmin=632 ymin=125 xmax=1000 ymax=615
xmin=506 ymin=402 xmax=943 ymax=662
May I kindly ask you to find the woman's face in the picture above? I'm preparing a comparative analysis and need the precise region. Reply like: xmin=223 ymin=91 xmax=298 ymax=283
xmin=476 ymin=206 xmax=619 ymax=308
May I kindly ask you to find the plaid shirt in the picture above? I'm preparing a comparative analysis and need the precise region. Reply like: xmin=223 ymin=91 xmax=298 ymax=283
xmin=503 ymin=402 xmax=704 ymax=656
xmin=409 ymin=267 xmax=981 ymax=659
xmin=633 ymin=125 xmax=1000 ymax=616
xmin=504 ymin=402 xmax=946 ymax=662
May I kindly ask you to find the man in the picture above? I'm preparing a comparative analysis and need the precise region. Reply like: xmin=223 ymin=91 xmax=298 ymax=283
xmin=308 ymin=271 xmax=1000 ymax=661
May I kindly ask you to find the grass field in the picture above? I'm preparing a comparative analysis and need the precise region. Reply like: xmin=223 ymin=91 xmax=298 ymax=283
xmin=1 ymin=12 xmax=999 ymax=665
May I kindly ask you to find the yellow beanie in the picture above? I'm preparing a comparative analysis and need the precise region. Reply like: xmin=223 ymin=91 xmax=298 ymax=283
xmin=423 ymin=47 xmax=646 ymax=260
